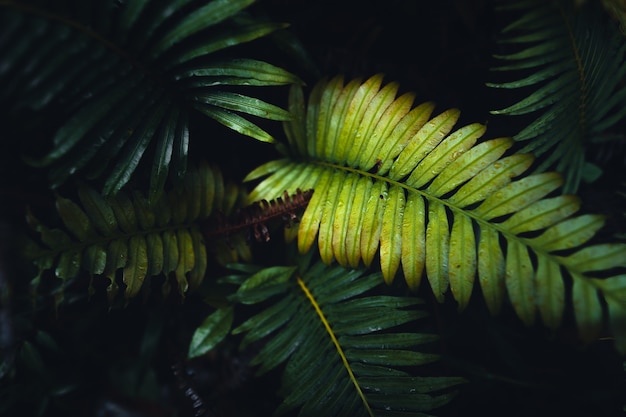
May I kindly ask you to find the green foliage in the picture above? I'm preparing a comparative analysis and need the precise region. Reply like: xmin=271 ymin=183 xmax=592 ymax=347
xmin=0 ymin=0 xmax=300 ymax=201
xmin=245 ymin=74 xmax=626 ymax=354
xmin=487 ymin=0 xmax=626 ymax=192
xmin=23 ymin=162 xmax=250 ymax=304
xmin=203 ymin=258 xmax=465 ymax=416
xmin=1 ymin=1 xmax=625 ymax=416
xmin=188 ymin=305 xmax=234 ymax=358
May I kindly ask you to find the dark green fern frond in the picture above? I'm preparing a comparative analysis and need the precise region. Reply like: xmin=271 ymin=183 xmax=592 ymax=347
xmin=244 ymin=74 xmax=626 ymax=354
xmin=0 ymin=0 xmax=300 ymax=201
xmin=487 ymin=0 xmax=626 ymax=192
xmin=211 ymin=258 xmax=464 ymax=417
xmin=601 ymin=0 xmax=626 ymax=33
xmin=23 ymin=162 xmax=250 ymax=304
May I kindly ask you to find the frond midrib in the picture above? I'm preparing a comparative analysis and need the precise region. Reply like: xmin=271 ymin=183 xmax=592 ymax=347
xmin=310 ymin=159 xmax=600 ymax=285
xmin=558 ymin=2 xmax=587 ymax=140
xmin=28 ymin=220 xmax=201 ymax=262
xmin=296 ymin=275 xmax=374 ymax=417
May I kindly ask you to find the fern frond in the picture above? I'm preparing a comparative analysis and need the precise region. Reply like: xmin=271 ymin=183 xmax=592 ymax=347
xmin=487 ymin=0 xmax=626 ymax=192
xmin=23 ymin=162 xmax=250 ymax=303
xmin=601 ymin=0 xmax=626 ymax=33
xmin=244 ymin=74 xmax=626 ymax=354
xmin=0 ymin=0 xmax=301 ymax=201
xmin=224 ymin=259 xmax=465 ymax=417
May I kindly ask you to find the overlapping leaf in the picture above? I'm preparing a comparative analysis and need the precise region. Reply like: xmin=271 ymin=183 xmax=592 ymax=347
xmin=244 ymin=74 xmax=626 ymax=354
xmin=23 ymin=162 xmax=250 ymax=303
xmin=225 ymin=259 xmax=464 ymax=417
xmin=0 ymin=0 xmax=301 ymax=201
xmin=487 ymin=0 xmax=626 ymax=192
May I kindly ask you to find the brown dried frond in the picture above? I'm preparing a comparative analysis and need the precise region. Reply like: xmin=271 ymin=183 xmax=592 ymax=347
xmin=206 ymin=189 xmax=314 ymax=243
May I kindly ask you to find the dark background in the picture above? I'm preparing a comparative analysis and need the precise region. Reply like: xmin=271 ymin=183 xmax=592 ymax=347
xmin=1 ymin=1 xmax=625 ymax=416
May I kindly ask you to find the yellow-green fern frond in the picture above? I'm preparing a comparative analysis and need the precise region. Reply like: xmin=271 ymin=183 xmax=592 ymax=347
xmin=23 ymin=162 xmax=250 ymax=304
xmin=244 ymin=74 xmax=626 ymax=354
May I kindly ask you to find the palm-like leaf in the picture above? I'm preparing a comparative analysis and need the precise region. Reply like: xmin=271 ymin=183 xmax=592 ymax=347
xmin=487 ymin=0 xmax=626 ymax=192
xmin=244 ymin=74 xmax=626 ymax=354
xmin=225 ymin=258 xmax=465 ymax=417
xmin=23 ymin=162 xmax=250 ymax=303
xmin=0 ymin=0 xmax=300 ymax=201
